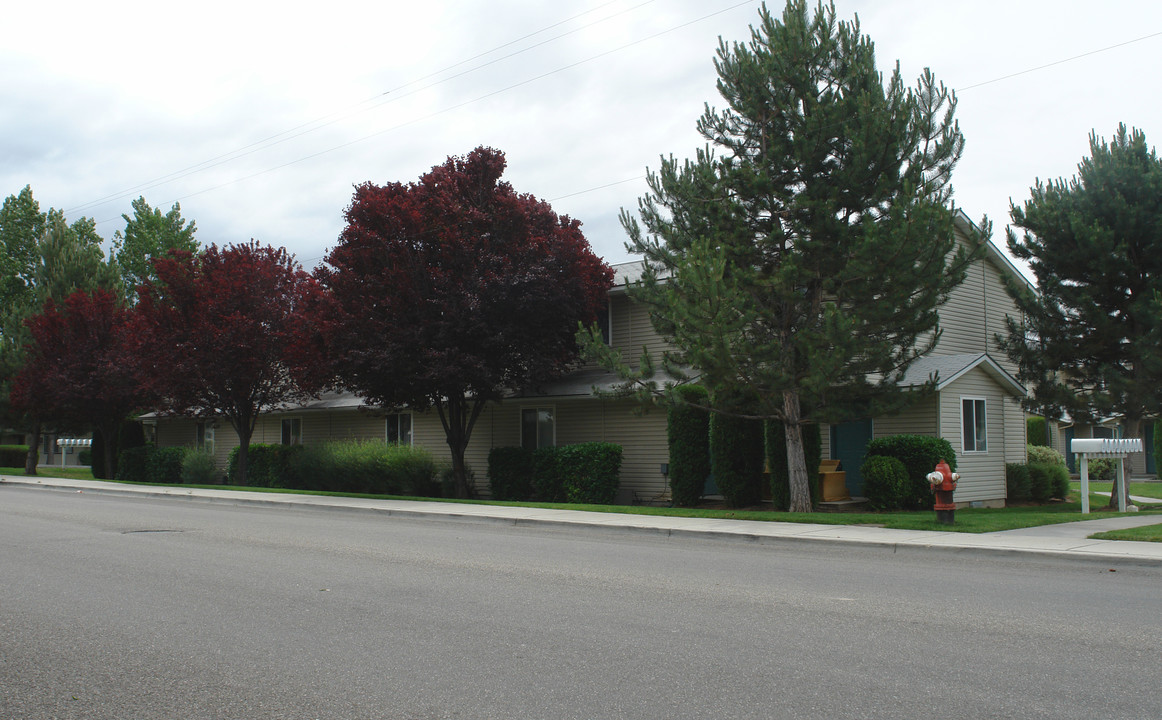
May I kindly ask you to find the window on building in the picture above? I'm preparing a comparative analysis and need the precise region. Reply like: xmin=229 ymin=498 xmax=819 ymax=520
xmin=386 ymin=413 xmax=413 ymax=445
xmin=521 ymin=407 xmax=555 ymax=450
xmin=196 ymin=422 xmax=216 ymax=455
xmin=281 ymin=418 xmax=302 ymax=446
xmin=596 ymin=302 xmax=611 ymax=345
xmin=42 ymin=434 xmax=52 ymax=456
xmin=962 ymin=398 xmax=987 ymax=452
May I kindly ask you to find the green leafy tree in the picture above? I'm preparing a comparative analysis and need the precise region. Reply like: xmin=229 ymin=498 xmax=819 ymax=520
xmin=999 ymin=124 xmax=1162 ymax=508
xmin=2 ymin=208 xmax=120 ymax=473
xmin=112 ymin=197 xmax=198 ymax=298
xmin=585 ymin=1 xmax=975 ymax=511
xmin=0 ymin=186 xmax=47 ymax=315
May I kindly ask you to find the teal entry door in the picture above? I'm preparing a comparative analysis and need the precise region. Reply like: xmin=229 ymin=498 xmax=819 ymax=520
xmin=831 ymin=419 xmax=874 ymax=496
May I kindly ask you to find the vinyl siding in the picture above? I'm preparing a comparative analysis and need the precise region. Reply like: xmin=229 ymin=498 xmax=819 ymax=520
xmin=873 ymin=395 xmax=938 ymax=439
xmin=938 ymin=367 xmax=1008 ymax=503
xmin=932 ymin=232 xmax=1022 ymax=375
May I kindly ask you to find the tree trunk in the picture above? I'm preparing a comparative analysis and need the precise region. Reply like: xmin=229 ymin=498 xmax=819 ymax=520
xmin=25 ymin=421 xmax=40 ymax=476
xmin=783 ymin=390 xmax=812 ymax=512
xmin=1108 ymin=416 xmax=1141 ymax=509
xmin=437 ymin=395 xmax=486 ymax=499
xmin=100 ymin=421 xmax=118 ymax=481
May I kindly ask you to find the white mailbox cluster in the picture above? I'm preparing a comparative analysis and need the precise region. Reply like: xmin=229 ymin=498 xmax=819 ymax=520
xmin=56 ymin=437 xmax=93 ymax=469
xmin=1070 ymin=437 xmax=1143 ymax=514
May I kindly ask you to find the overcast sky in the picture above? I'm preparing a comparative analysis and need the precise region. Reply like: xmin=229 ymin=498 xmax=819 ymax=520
xmin=4 ymin=0 xmax=1160 ymax=274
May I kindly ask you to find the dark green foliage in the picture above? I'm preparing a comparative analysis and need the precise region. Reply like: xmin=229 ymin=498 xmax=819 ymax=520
xmin=488 ymin=446 xmax=536 ymax=501
xmin=518 ymin=443 xmax=624 ymax=504
xmin=1050 ymin=463 xmax=1071 ymax=500
xmin=227 ymin=444 xmax=288 ymax=487
xmin=590 ymin=0 xmax=974 ymax=512
xmin=865 ymin=435 xmax=957 ymax=510
xmin=1027 ymin=462 xmax=1056 ymax=503
xmin=557 ymin=443 xmax=622 ymax=504
xmin=90 ymin=431 xmax=111 ymax=479
xmin=116 ymin=446 xmax=153 ymax=483
xmin=0 ymin=445 xmax=28 ymax=467
xmin=710 ymin=413 xmax=764 ymax=508
xmin=531 ymin=447 xmax=567 ymax=503
xmin=1006 ymin=463 xmax=1032 ymax=502
xmin=1156 ymin=421 xmax=1162 ymax=475
xmin=1001 ymin=125 xmax=1162 ymax=507
xmin=149 ymin=447 xmax=188 ymax=484
xmin=181 ymin=451 xmax=219 ymax=485
xmin=1026 ymin=416 xmax=1048 ymax=447
xmin=767 ymin=421 xmax=823 ymax=510
xmin=667 ymin=386 xmax=711 ymax=507
xmin=1087 ymin=458 xmax=1117 ymax=482
xmin=861 ymin=455 xmax=909 ymax=510
xmin=78 ymin=448 xmax=92 ymax=466
xmin=803 ymin=423 xmax=822 ymax=506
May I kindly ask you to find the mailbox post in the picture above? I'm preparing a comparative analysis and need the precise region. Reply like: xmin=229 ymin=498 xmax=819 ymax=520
xmin=1070 ymin=437 xmax=1142 ymax=514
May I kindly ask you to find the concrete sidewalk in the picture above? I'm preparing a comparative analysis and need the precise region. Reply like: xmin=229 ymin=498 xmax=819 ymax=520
xmin=7 ymin=474 xmax=1162 ymax=566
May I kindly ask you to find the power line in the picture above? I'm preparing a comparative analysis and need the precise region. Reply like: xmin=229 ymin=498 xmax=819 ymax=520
xmin=957 ymin=30 xmax=1162 ymax=92
xmin=66 ymin=0 xmax=658 ymax=217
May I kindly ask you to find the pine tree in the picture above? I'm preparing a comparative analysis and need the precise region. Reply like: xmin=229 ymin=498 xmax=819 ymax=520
xmin=999 ymin=124 xmax=1162 ymax=507
xmin=589 ymin=1 xmax=974 ymax=511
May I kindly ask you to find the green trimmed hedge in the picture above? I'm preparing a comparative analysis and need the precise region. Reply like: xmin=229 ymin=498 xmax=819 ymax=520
xmin=1027 ymin=444 xmax=1066 ymax=467
xmin=488 ymin=446 xmax=536 ymax=501
xmin=710 ymin=413 xmax=764 ymax=508
xmin=489 ymin=443 xmax=623 ymax=504
xmin=1006 ymin=463 xmax=1032 ymax=502
xmin=1027 ymin=461 xmax=1069 ymax=502
xmin=864 ymin=435 xmax=957 ymax=510
xmin=861 ymin=455 xmax=909 ymax=510
xmin=667 ymin=386 xmax=710 ymax=507
xmin=150 ymin=447 xmax=188 ymax=484
xmin=116 ymin=446 xmax=153 ymax=483
xmin=1026 ymin=416 xmax=1049 ymax=447
xmin=0 ymin=445 xmax=28 ymax=468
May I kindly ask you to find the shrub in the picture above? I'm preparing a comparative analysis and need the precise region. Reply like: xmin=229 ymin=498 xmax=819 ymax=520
xmin=864 ymin=435 xmax=957 ymax=510
xmin=1086 ymin=457 xmax=1117 ymax=482
xmin=1027 ymin=444 xmax=1066 ymax=467
xmin=1006 ymin=463 xmax=1032 ymax=502
xmin=149 ymin=447 xmax=188 ymax=484
xmin=557 ymin=443 xmax=622 ymax=505
xmin=488 ymin=446 xmax=536 ymax=501
xmin=181 ymin=450 xmax=220 ymax=485
xmin=531 ymin=446 xmax=567 ymax=502
xmin=861 ymin=455 xmax=909 ymax=510
xmin=276 ymin=441 xmax=438 ymax=496
xmin=78 ymin=448 xmax=92 ymax=466
xmin=0 ymin=445 xmax=28 ymax=468
xmin=710 ymin=413 xmax=764 ymax=508
xmin=667 ymin=386 xmax=711 ymax=507
xmin=766 ymin=421 xmax=823 ymax=511
xmin=1025 ymin=461 xmax=1070 ymax=503
xmin=1026 ymin=416 xmax=1049 ymax=447
xmin=116 ymin=445 xmax=154 ymax=483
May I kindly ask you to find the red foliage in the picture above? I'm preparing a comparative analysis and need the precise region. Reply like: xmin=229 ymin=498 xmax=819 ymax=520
xmin=131 ymin=241 xmax=323 ymax=483
xmin=315 ymin=147 xmax=613 ymax=496
xmin=318 ymin=146 xmax=613 ymax=409
xmin=10 ymin=288 xmax=144 ymax=477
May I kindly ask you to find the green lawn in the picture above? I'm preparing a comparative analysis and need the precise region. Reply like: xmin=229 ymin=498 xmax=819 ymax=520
xmin=1069 ymin=480 xmax=1162 ymax=500
xmin=8 ymin=467 xmax=1160 ymax=535
xmin=1 ymin=466 xmax=96 ymax=481
xmin=1091 ymin=523 xmax=1162 ymax=542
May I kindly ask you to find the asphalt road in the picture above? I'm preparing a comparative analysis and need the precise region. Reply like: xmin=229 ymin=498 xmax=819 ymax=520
xmin=3 ymin=485 xmax=1161 ymax=720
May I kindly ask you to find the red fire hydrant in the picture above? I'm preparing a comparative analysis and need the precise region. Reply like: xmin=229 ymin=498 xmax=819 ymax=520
xmin=926 ymin=459 xmax=959 ymax=525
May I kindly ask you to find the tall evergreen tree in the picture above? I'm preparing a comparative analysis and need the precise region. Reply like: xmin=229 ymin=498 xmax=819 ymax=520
xmin=999 ymin=124 xmax=1162 ymax=507
xmin=586 ymin=1 xmax=975 ymax=511
xmin=0 ymin=186 xmax=46 ymax=316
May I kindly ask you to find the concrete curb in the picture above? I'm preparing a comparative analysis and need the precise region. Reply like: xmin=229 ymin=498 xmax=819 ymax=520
xmin=7 ymin=474 xmax=1162 ymax=567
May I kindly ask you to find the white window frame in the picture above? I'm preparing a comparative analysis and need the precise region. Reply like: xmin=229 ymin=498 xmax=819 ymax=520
xmin=521 ymin=406 xmax=556 ymax=451
xmin=281 ymin=417 xmax=303 ymax=446
xmin=961 ymin=397 xmax=988 ymax=453
xmin=385 ymin=412 xmax=413 ymax=446
xmin=196 ymin=421 xmax=216 ymax=455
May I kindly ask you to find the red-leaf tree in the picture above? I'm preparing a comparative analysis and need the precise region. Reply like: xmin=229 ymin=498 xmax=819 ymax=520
xmin=10 ymin=288 xmax=144 ymax=478
xmin=315 ymin=147 xmax=613 ymax=497
xmin=132 ymin=241 xmax=322 ymax=486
